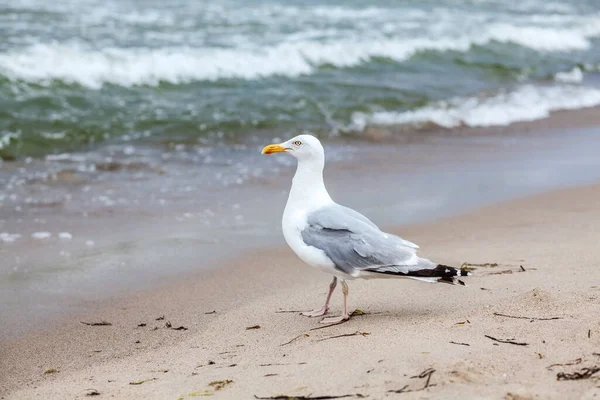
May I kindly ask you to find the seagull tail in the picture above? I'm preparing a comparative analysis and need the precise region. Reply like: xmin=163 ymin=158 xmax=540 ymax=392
xmin=366 ymin=264 xmax=470 ymax=286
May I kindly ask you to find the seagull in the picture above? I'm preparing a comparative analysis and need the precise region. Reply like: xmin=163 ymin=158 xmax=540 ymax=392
xmin=262 ymin=134 xmax=469 ymax=324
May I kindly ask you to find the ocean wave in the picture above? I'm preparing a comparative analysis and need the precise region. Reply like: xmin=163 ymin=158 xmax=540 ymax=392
xmin=2 ymin=18 xmax=600 ymax=89
xmin=554 ymin=67 xmax=584 ymax=83
xmin=350 ymin=85 xmax=600 ymax=130
xmin=0 ymin=132 xmax=20 ymax=150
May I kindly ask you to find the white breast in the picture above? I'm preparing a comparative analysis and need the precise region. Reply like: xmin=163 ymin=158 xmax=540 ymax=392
xmin=282 ymin=206 xmax=338 ymax=275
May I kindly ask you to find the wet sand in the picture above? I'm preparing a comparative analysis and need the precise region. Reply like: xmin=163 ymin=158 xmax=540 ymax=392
xmin=2 ymin=108 xmax=600 ymax=398
xmin=2 ymin=182 xmax=600 ymax=399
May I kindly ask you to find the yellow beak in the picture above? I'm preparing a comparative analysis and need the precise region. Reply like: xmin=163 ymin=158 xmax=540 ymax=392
xmin=261 ymin=143 xmax=288 ymax=154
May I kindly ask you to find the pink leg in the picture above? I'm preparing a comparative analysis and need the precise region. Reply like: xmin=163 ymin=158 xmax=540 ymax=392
xmin=301 ymin=277 xmax=337 ymax=317
xmin=320 ymin=280 xmax=350 ymax=324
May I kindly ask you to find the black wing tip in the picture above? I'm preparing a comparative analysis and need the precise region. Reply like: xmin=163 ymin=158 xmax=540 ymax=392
xmin=366 ymin=264 xmax=470 ymax=286
xmin=438 ymin=276 xmax=467 ymax=286
xmin=437 ymin=264 xmax=471 ymax=277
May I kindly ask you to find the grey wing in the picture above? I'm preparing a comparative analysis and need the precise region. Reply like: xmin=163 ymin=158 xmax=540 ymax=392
xmin=302 ymin=205 xmax=423 ymax=276
xmin=308 ymin=204 xmax=419 ymax=248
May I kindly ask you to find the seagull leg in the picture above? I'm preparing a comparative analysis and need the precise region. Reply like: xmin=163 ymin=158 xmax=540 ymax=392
xmin=319 ymin=280 xmax=350 ymax=324
xmin=301 ymin=277 xmax=337 ymax=317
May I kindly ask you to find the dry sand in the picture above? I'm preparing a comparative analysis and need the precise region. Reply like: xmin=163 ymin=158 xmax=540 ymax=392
xmin=2 ymin=182 xmax=600 ymax=399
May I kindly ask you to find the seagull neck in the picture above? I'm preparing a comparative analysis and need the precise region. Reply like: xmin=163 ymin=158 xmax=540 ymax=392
xmin=289 ymin=158 xmax=332 ymax=209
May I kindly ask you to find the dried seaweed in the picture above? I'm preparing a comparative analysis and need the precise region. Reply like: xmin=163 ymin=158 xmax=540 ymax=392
xmin=258 ymin=362 xmax=307 ymax=367
xmin=388 ymin=368 xmax=436 ymax=394
xmin=129 ymin=378 xmax=157 ymax=385
xmin=280 ymin=333 xmax=310 ymax=346
xmin=155 ymin=315 xmax=165 ymax=321
xmin=484 ymin=335 xmax=528 ymax=346
xmin=85 ymin=389 xmax=100 ymax=396
xmin=172 ymin=326 xmax=188 ymax=331
xmin=317 ymin=331 xmax=370 ymax=342
xmin=449 ymin=341 xmax=470 ymax=346
xmin=460 ymin=262 xmax=499 ymax=272
xmin=80 ymin=321 xmax=111 ymax=326
xmin=208 ymin=380 xmax=233 ymax=391
xmin=246 ymin=325 xmax=261 ymax=330
xmin=557 ymin=366 xmax=600 ymax=381
xmin=205 ymin=310 xmax=217 ymax=314
xmin=493 ymin=313 xmax=562 ymax=321
xmin=309 ymin=320 xmax=349 ymax=331
xmin=254 ymin=394 xmax=364 ymax=400
xmin=43 ymin=368 xmax=58 ymax=375
xmin=275 ymin=309 xmax=303 ymax=313
xmin=177 ymin=390 xmax=212 ymax=399
xmin=489 ymin=270 xmax=514 ymax=275
xmin=547 ymin=358 xmax=582 ymax=370
xmin=411 ymin=368 xmax=436 ymax=388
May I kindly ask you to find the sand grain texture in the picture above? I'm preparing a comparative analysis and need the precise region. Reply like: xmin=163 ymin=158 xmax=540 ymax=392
xmin=3 ymin=185 xmax=600 ymax=399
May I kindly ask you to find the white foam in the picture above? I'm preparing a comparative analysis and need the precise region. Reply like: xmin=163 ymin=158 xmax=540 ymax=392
xmin=555 ymin=67 xmax=584 ymax=83
xmin=486 ymin=24 xmax=591 ymax=51
xmin=0 ymin=132 xmax=20 ymax=149
xmin=2 ymin=14 xmax=600 ymax=89
xmin=0 ymin=233 xmax=21 ymax=243
xmin=32 ymin=232 xmax=51 ymax=239
xmin=351 ymin=85 xmax=600 ymax=130
xmin=59 ymin=232 xmax=73 ymax=240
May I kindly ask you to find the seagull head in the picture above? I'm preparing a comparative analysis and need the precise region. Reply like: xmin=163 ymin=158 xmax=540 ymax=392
xmin=261 ymin=134 xmax=324 ymax=162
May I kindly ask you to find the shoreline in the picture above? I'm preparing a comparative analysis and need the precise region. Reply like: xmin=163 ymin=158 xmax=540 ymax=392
xmin=2 ymin=106 xmax=600 ymax=397
xmin=3 ymin=108 xmax=600 ymax=338
xmin=3 ymin=182 xmax=600 ymax=398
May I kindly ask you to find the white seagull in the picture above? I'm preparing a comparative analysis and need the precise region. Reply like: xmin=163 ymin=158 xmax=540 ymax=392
xmin=262 ymin=134 xmax=469 ymax=324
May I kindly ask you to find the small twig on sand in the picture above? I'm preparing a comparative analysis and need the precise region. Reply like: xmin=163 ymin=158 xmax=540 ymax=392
xmin=460 ymin=262 xmax=499 ymax=269
xmin=388 ymin=368 xmax=436 ymax=393
xmin=246 ymin=325 xmax=261 ymax=330
xmin=205 ymin=310 xmax=217 ymax=315
xmin=557 ymin=366 xmax=600 ymax=381
xmin=388 ymin=385 xmax=410 ymax=394
xmin=172 ymin=326 xmax=188 ymax=331
xmin=411 ymin=368 xmax=436 ymax=389
xmin=449 ymin=341 xmax=470 ymax=346
xmin=493 ymin=313 xmax=562 ymax=321
xmin=484 ymin=335 xmax=528 ymax=346
xmin=309 ymin=320 xmax=348 ymax=331
xmin=489 ymin=270 xmax=514 ymax=275
xmin=520 ymin=265 xmax=526 ymax=272
xmin=280 ymin=334 xmax=310 ymax=346
xmin=258 ymin=362 xmax=307 ymax=367
xmin=547 ymin=358 xmax=582 ymax=370
xmin=317 ymin=331 xmax=370 ymax=342
xmin=208 ymin=380 xmax=233 ymax=391
xmin=254 ymin=394 xmax=365 ymax=400
xmin=275 ymin=310 xmax=303 ymax=313
xmin=80 ymin=321 xmax=112 ymax=326
xmin=129 ymin=378 xmax=157 ymax=385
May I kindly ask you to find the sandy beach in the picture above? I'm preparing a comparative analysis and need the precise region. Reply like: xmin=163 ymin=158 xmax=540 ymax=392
xmin=3 ymin=179 xmax=600 ymax=399
xmin=4 ymin=1 xmax=600 ymax=398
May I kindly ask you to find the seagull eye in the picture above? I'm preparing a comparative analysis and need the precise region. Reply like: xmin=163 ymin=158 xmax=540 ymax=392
xmin=293 ymin=140 xmax=302 ymax=146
